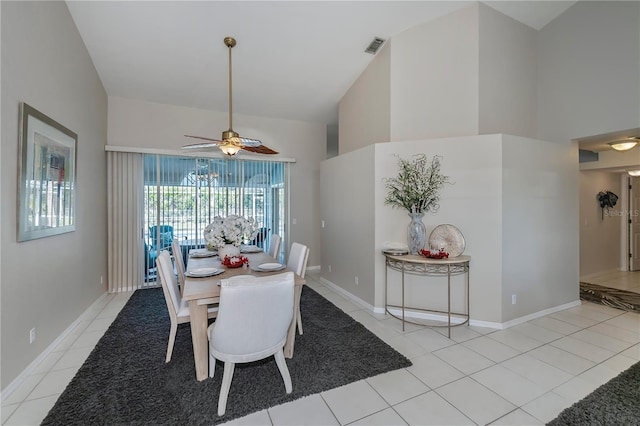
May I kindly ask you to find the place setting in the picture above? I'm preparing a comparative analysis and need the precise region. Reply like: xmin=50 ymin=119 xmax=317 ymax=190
xmin=240 ymin=244 xmax=262 ymax=253
xmin=250 ymin=262 xmax=287 ymax=272
xmin=185 ymin=267 xmax=225 ymax=278
xmin=189 ymin=248 xmax=217 ymax=258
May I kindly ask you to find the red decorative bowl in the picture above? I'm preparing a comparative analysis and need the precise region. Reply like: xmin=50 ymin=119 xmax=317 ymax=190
xmin=419 ymin=249 xmax=449 ymax=259
xmin=222 ymin=255 xmax=248 ymax=268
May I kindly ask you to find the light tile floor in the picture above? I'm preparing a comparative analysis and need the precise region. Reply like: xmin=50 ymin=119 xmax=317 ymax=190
xmin=581 ymin=269 xmax=640 ymax=294
xmin=2 ymin=272 xmax=639 ymax=426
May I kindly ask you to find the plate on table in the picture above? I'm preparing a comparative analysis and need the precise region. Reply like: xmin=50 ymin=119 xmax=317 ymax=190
xmin=428 ymin=224 xmax=465 ymax=257
xmin=190 ymin=249 xmax=217 ymax=258
xmin=185 ymin=267 xmax=224 ymax=278
xmin=251 ymin=262 xmax=286 ymax=272
xmin=240 ymin=245 xmax=262 ymax=253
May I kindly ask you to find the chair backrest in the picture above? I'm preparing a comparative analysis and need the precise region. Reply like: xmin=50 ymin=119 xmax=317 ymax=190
xmin=156 ymin=250 xmax=182 ymax=320
xmin=251 ymin=227 xmax=270 ymax=248
xmin=268 ymin=234 xmax=282 ymax=259
xmin=287 ymin=242 xmax=309 ymax=278
xmin=149 ymin=225 xmax=174 ymax=250
xmin=171 ymin=239 xmax=186 ymax=294
xmin=210 ymin=272 xmax=294 ymax=356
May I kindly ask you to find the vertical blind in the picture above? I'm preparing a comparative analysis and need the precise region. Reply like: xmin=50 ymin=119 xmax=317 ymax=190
xmin=107 ymin=151 xmax=144 ymax=292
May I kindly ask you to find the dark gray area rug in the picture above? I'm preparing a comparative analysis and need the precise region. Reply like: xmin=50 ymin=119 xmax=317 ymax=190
xmin=42 ymin=286 xmax=411 ymax=425
xmin=580 ymin=282 xmax=640 ymax=313
xmin=548 ymin=361 xmax=640 ymax=426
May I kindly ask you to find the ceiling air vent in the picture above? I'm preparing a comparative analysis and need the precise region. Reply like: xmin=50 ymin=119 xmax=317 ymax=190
xmin=364 ymin=37 xmax=386 ymax=55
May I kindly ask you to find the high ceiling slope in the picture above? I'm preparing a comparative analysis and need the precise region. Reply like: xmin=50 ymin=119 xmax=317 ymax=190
xmin=66 ymin=1 xmax=576 ymax=126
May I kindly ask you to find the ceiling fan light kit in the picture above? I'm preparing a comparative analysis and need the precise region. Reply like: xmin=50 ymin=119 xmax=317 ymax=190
xmin=182 ymin=36 xmax=278 ymax=156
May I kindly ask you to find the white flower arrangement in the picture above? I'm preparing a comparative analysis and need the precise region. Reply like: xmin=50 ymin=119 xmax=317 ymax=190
xmin=203 ymin=215 xmax=259 ymax=250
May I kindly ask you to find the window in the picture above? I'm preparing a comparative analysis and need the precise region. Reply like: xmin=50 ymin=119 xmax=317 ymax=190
xmin=143 ymin=155 xmax=288 ymax=281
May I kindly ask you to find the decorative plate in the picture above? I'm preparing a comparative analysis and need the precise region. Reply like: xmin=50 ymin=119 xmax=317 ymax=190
xmin=382 ymin=249 xmax=409 ymax=256
xmin=428 ymin=224 xmax=465 ymax=257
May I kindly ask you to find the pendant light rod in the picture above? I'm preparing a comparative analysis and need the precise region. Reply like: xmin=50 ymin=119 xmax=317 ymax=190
xmin=224 ymin=36 xmax=236 ymax=132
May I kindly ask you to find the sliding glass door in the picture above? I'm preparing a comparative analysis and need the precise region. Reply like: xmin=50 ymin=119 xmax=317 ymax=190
xmin=143 ymin=155 xmax=288 ymax=282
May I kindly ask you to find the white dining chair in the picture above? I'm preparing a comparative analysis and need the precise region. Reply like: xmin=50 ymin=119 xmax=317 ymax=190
xmin=156 ymin=250 xmax=218 ymax=363
xmin=268 ymin=234 xmax=282 ymax=259
xmin=287 ymin=242 xmax=309 ymax=335
xmin=171 ymin=239 xmax=186 ymax=296
xmin=208 ymin=272 xmax=294 ymax=416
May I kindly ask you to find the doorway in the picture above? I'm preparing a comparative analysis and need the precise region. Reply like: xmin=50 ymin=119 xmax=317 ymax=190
xmin=630 ymin=176 xmax=640 ymax=272
xmin=579 ymin=171 xmax=640 ymax=294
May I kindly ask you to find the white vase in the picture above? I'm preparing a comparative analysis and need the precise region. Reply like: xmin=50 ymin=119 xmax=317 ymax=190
xmin=218 ymin=244 xmax=241 ymax=259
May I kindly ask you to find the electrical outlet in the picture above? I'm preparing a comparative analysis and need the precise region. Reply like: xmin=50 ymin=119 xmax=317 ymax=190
xmin=355 ymin=276 xmax=359 ymax=285
xmin=512 ymin=294 xmax=517 ymax=304
xmin=328 ymin=265 xmax=331 ymax=273
xmin=29 ymin=327 xmax=36 ymax=344
xmin=321 ymin=220 xmax=325 ymax=228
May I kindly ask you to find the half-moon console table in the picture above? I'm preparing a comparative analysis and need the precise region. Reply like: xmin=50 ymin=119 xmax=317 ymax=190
xmin=383 ymin=254 xmax=470 ymax=337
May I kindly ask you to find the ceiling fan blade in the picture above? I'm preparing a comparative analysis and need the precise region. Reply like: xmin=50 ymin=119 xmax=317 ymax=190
xmin=238 ymin=136 xmax=262 ymax=147
xmin=242 ymin=144 xmax=279 ymax=155
xmin=182 ymin=141 xmax=224 ymax=150
xmin=184 ymin=134 xmax=224 ymax=143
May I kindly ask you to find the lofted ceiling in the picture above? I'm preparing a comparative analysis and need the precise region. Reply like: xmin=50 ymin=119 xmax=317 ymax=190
xmin=66 ymin=1 xmax=577 ymax=129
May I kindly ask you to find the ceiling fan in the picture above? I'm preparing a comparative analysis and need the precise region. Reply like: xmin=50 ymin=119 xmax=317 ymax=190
xmin=182 ymin=37 xmax=278 ymax=156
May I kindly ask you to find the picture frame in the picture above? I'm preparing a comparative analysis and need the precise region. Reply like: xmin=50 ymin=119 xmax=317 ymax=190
xmin=17 ymin=103 xmax=77 ymax=241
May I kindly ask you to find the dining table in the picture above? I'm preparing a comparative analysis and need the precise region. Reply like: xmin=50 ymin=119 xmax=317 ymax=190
xmin=182 ymin=247 xmax=306 ymax=381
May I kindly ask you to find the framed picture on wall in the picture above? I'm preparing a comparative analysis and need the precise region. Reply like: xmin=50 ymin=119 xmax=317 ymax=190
xmin=17 ymin=103 xmax=77 ymax=241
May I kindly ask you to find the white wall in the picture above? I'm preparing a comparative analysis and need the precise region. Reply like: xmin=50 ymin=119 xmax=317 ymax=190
xmin=537 ymin=1 xmax=640 ymax=144
xmin=501 ymin=136 xmax=579 ymax=320
xmin=373 ymin=136 xmax=504 ymax=322
xmin=338 ymin=42 xmax=391 ymax=155
xmin=322 ymin=134 xmax=579 ymax=324
xmin=1 ymin=1 xmax=108 ymax=389
xmin=579 ymin=171 xmax=625 ymax=276
xmin=389 ymin=4 xmax=480 ymax=142
xmin=320 ymin=146 xmax=376 ymax=303
xmin=340 ymin=2 xmax=540 ymax=147
xmin=107 ymin=96 xmax=326 ymax=267
xmin=479 ymin=4 xmax=537 ymax=138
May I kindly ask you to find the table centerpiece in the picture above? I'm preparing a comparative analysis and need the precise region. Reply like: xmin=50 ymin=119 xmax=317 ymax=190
xmin=203 ymin=215 xmax=259 ymax=259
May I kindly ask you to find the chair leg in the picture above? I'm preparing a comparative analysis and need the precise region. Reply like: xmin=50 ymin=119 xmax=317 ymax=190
xmin=295 ymin=285 xmax=303 ymax=335
xmin=218 ymin=362 xmax=235 ymax=416
xmin=166 ymin=322 xmax=178 ymax=363
xmin=209 ymin=352 xmax=216 ymax=379
xmin=274 ymin=349 xmax=292 ymax=394
xmin=296 ymin=305 xmax=303 ymax=335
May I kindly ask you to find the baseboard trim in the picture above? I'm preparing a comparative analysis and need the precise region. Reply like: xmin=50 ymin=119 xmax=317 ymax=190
xmin=315 ymin=276 xmax=582 ymax=331
xmin=495 ymin=300 xmax=582 ymax=329
xmin=318 ymin=276 xmax=377 ymax=313
xmin=1 ymin=292 xmax=110 ymax=402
